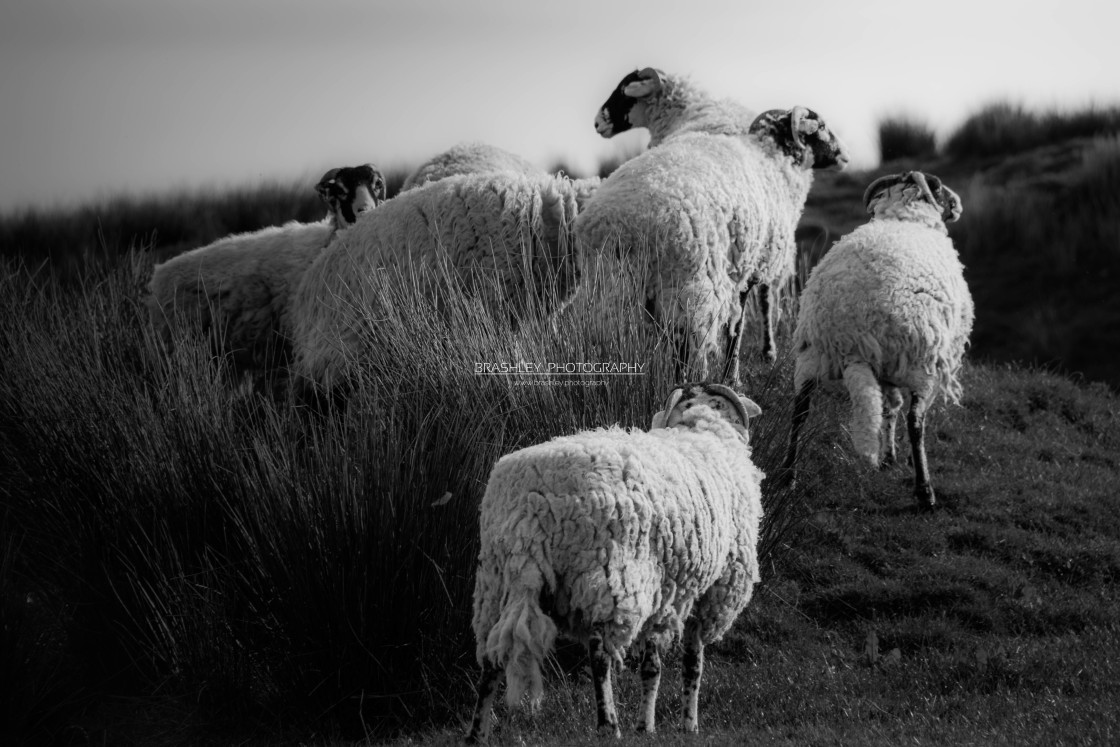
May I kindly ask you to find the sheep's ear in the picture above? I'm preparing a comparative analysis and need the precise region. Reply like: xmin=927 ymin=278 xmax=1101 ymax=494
xmin=316 ymin=168 xmax=341 ymax=203
xmin=941 ymin=184 xmax=963 ymax=223
xmin=738 ymin=396 xmax=762 ymax=420
xmin=650 ymin=387 xmax=684 ymax=430
xmin=622 ymin=67 xmax=663 ymax=99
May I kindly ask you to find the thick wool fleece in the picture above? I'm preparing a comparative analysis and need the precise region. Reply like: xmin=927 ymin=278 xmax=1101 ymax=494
xmin=401 ymin=142 xmax=542 ymax=191
xmin=576 ymin=130 xmax=813 ymax=369
xmin=640 ymin=73 xmax=756 ymax=148
xmin=291 ymin=172 xmax=583 ymax=389
xmin=471 ymin=405 xmax=764 ymax=707
xmin=147 ymin=218 xmax=336 ymax=371
xmin=793 ymin=201 xmax=974 ymax=460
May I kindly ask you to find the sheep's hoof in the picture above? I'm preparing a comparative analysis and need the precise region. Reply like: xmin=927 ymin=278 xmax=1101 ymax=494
xmin=598 ymin=723 xmax=622 ymax=739
xmin=914 ymin=484 xmax=936 ymax=510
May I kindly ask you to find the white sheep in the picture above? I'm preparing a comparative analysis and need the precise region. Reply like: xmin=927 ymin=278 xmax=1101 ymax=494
xmin=291 ymin=171 xmax=591 ymax=391
xmin=782 ymin=170 xmax=972 ymax=508
xmin=593 ymin=66 xmax=756 ymax=148
xmin=147 ymin=164 xmax=386 ymax=374
xmin=465 ymin=382 xmax=765 ymax=742
xmin=576 ymin=106 xmax=849 ymax=385
xmin=401 ymin=141 xmax=542 ymax=191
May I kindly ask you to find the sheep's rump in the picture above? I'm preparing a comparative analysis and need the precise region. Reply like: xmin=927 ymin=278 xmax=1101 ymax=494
xmin=794 ymin=220 xmax=974 ymax=401
xmin=147 ymin=220 xmax=332 ymax=369
xmin=472 ymin=420 xmax=764 ymax=660
xmin=291 ymin=172 xmax=583 ymax=388
xmin=576 ymin=132 xmax=810 ymax=358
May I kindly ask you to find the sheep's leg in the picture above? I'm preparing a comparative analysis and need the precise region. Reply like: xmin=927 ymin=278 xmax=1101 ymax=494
xmin=721 ymin=281 xmax=757 ymax=386
xmin=758 ymin=284 xmax=778 ymax=363
xmin=588 ymin=632 xmax=621 ymax=738
xmin=464 ymin=660 xmax=502 ymax=744
xmin=681 ymin=618 xmax=704 ymax=732
xmin=907 ymin=389 xmax=936 ymax=508
xmin=637 ymin=639 xmax=661 ymax=733
xmin=880 ymin=385 xmax=904 ymax=467
xmin=781 ymin=378 xmax=816 ymax=479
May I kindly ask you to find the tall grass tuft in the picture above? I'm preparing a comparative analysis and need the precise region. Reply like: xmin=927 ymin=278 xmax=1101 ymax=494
xmin=877 ymin=115 xmax=937 ymax=163
xmin=0 ymin=180 xmax=332 ymax=282
xmin=0 ymin=232 xmax=831 ymax=741
xmin=944 ymin=101 xmax=1120 ymax=160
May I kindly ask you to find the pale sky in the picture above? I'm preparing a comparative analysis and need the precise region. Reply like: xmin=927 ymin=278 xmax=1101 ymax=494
xmin=0 ymin=0 xmax=1116 ymax=213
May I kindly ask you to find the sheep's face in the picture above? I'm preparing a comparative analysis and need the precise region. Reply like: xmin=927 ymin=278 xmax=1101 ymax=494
xmin=651 ymin=382 xmax=762 ymax=440
xmin=316 ymin=164 xmax=387 ymax=226
xmin=594 ymin=67 xmax=664 ymax=138
xmin=751 ymin=107 xmax=849 ymax=172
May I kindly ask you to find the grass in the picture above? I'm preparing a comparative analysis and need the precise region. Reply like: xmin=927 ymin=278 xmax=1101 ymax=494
xmin=877 ymin=115 xmax=938 ymax=163
xmin=944 ymin=101 xmax=1120 ymax=160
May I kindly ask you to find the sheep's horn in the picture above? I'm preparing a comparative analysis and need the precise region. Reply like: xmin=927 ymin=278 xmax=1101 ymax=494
xmin=862 ymin=172 xmax=907 ymax=214
xmin=790 ymin=105 xmax=811 ymax=149
xmin=909 ymin=171 xmax=940 ymax=214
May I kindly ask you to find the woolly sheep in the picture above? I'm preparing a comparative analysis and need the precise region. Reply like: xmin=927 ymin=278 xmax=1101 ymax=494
xmin=401 ymin=141 xmax=542 ymax=191
xmin=576 ymin=106 xmax=849 ymax=385
xmin=465 ymin=382 xmax=765 ymax=741
xmin=594 ymin=66 xmax=756 ymax=148
xmin=290 ymin=170 xmax=590 ymax=391
xmin=146 ymin=164 xmax=386 ymax=374
xmin=782 ymin=171 xmax=972 ymax=508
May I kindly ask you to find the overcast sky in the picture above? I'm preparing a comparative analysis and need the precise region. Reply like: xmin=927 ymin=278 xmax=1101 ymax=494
xmin=0 ymin=0 xmax=1116 ymax=213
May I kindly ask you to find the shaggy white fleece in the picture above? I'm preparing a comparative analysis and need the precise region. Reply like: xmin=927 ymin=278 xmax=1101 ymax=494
xmin=471 ymin=403 xmax=764 ymax=707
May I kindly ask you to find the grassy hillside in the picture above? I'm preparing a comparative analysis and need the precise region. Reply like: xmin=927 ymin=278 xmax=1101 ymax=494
xmin=1 ymin=103 xmax=1118 ymax=745
xmin=2 ymin=249 xmax=1118 ymax=746
xmin=802 ymin=121 xmax=1120 ymax=392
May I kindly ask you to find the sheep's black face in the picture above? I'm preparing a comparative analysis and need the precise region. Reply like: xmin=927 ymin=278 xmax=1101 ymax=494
xmin=802 ymin=114 xmax=849 ymax=172
xmin=595 ymin=69 xmax=645 ymax=138
xmin=317 ymin=163 xmax=386 ymax=226
xmin=751 ymin=108 xmax=849 ymax=171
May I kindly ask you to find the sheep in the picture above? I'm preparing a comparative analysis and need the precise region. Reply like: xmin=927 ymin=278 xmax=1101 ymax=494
xmin=290 ymin=170 xmax=589 ymax=391
xmin=593 ymin=66 xmax=756 ymax=148
xmin=146 ymin=163 xmax=386 ymax=375
xmin=781 ymin=170 xmax=972 ymax=508
xmin=401 ymin=141 xmax=542 ymax=191
xmin=576 ymin=106 xmax=849 ymax=385
xmin=465 ymin=382 xmax=765 ymax=742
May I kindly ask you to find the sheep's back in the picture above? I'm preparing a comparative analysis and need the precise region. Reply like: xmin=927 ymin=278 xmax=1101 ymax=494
xmin=794 ymin=220 xmax=974 ymax=396
xmin=577 ymin=134 xmax=807 ymax=286
xmin=148 ymin=220 xmax=332 ymax=351
xmin=478 ymin=424 xmax=763 ymax=645
xmin=291 ymin=173 xmax=581 ymax=387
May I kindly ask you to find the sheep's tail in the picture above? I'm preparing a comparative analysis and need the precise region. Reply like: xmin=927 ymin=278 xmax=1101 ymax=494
xmin=481 ymin=565 xmax=558 ymax=709
xmin=843 ymin=361 xmax=883 ymax=466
